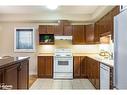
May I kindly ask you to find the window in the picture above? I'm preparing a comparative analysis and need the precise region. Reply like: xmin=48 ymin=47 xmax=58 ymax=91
xmin=14 ymin=27 xmax=35 ymax=52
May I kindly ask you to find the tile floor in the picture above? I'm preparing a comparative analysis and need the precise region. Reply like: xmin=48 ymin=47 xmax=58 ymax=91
xmin=30 ymin=79 xmax=95 ymax=90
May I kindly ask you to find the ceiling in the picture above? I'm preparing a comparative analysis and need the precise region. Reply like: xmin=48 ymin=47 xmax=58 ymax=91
xmin=0 ymin=6 xmax=115 ymax=23
xmin=0 ymin=6 xmax=99 ymax=14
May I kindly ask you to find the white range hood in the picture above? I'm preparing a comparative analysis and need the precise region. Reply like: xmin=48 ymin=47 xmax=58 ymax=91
xmin=54 ymin=36 xmax=72 ymax=40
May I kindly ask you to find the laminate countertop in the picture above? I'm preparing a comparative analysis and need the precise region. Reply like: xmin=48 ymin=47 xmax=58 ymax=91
xmin=0 ymin=57 xmax=30 ymax=68
xmin=73 ymin=53 xmax=114 ymax=67
xmin=87 ymin=55 xmax=114 ymax=67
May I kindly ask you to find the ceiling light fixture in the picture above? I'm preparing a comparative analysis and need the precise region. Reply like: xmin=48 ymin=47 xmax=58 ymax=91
xmin=46 ymin=4 xmax=58 ymax=10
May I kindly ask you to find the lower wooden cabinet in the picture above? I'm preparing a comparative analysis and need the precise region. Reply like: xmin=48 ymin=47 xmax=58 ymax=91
xmin=18 ymin=60 xmax=29 ymax=89
xmin=73 ymin=56 xmax=81 ymax=78
xmin=0 ymin=69 xmax=4 ymax=87
xmin=38 ymin=56 xmax=53 ymax=78
xmin=4 ymin=64 xmax=18 ymax=89
xmin=80 ymin=57 xmax=87 ymax=78
xmin=86 ymin=57 xmax=100 ymax=89
xmin=0 ymin=59 xmax=29 ymax=89
xmin=73 ymin=56 xmax=87 ymax=78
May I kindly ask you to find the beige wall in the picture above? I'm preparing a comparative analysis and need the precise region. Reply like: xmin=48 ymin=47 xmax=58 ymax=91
xmin=0 ymin=22 xmax=99 ymax=75
xmin=0 ymin=22 xmax=40 ymax=75
xmin=0 ymin=24 xmax=2 ymax=53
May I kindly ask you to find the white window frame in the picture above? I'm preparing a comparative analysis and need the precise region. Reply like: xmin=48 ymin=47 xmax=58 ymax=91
xmin=14 ymin=27 xmax=36 ymax=52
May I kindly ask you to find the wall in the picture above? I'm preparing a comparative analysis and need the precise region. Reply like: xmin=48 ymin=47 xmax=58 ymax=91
xmin=0 ymin=24 xmax=2 ymax=53
xmin=38 ymin=40 xmax=99 ymax=54
xmin=0 ymin=22 xmax=41 ymax=75
xmin=0 ymin=22 xmax=99 ymax=75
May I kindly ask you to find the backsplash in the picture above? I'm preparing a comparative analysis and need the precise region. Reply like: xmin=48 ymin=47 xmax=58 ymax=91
xmin=99 ymin=38 xmax=114 ymax=53
xmin=38 ymin=40 xmax=99 ymax=54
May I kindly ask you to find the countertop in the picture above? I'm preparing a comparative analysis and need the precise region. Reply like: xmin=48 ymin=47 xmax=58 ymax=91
xmin=38 ymin=53 xmax=114 ymax=67
xmin=0 ymin=57 xmax=30 ymax=68
xmin=38 ymin=53 xmax=54 ymax=56
xmin=73 ymin=53 xmax=114 ymax=67
xmin=87 ymin=55 xmax=114 ymax=67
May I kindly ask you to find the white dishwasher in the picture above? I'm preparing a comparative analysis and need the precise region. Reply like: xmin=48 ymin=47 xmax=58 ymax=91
xmin=100 ymin=63 xmax=110 ymax=89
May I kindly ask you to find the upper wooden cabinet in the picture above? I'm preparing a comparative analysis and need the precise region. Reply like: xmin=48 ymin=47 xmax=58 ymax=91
xmin=63 ymin=25 xmax=72 ymax=36
xmin=86 ymin=24 xmax=95 ymax=44
xmin=54 ymin=25 xmax=63 ymax=36
xmin=86 ymin=24 xmax=100 ymax=44
xmin=39 ymin=25 xmax=55 ymax=34
xmin=97 ymin=6 xmax=120 ymax=39
xmin=54 ymin=25 xmax=72 ymax=36
xmin=94 ymin=22 xmax=100 ymax=43
xmin=72 ymin=25 xmax=85 ymax=44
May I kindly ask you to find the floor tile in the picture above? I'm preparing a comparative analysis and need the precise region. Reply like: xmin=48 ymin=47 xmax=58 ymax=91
xmin=30 ymin=79 xmax=95 ymax=90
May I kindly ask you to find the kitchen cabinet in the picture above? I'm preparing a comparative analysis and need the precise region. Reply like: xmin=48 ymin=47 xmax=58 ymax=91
xmin=54 ymin=25 xmax=63 ymax=36
xmin=80 ymin=56 xmax=87 ymax=78
xmin=39 ymin=25 xmax=55 ymax=34
xmin=54 ymin=25 xmax=72 ymax=36
xmin=99 ymin=12 xmax=112 ymax=37
xmin=38 ymin=56 xmax=53 ymax=78
xmin=0 ymin=69 xmax=4 ymax=86
xmin=73 ymin=56 xmax=87 ymax=78
xmin=96 ymin=6 xmax=119 ymax=40
xmin=18 ymin=60 xmax=29 ymax=89
xmin=39 ymin=25 xmax=55 ymax=45
xmin=4 ymin=64 xmax=18 ymax=89
xmin=73 ymin=56 xmax=81 ymax=78
xmin=0 ymin=57 xmax=29 ymax=89
xmin=86 ymin=57 xmax=100 ymax=89
xmin=72 ymin=25 xmax=85 ymax=44
xmin=63 ymin=25 xmax=72 ymax=36
xmin=86 ymin=24 xmax=95 ymax=44
xmin=94 ymin=22 xmax=100 ymax=43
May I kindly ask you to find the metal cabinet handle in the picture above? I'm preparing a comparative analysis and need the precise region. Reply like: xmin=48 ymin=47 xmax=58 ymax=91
xmin=18 ymin=64 xmax=22 ymax=71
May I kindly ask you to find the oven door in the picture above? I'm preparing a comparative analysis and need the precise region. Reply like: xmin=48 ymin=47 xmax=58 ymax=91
xmin=54 ymin=57 xmax=73 ymax=73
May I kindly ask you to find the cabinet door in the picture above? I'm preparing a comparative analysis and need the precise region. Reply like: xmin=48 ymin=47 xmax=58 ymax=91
xmin=0 ymin=69 xmax=4 ymax=87
xmin=86 ymin=24 xmax=94 ymax=43
xmin=106 ymin=12 xmax=112 ymax=34
xmin=54 ymin=25 xmax=63 ymax=36
xmin=99 ymin=17 xmax=104 ymax=36
xmin=39 ymin=25 xmax=47 ymax=34
xmin=47 ymin=25 xmax=55 ymax=34
xmin=18 ymin=60 xmax=29 ymax=89
xmin=63 ymin=25 xmax=72 ymax=36
xmin=45 ymin=56 xmax=53 ymax=78
xmin=94 ymin=22 xmax=100 ymax=43
xmin=38 ymin=56 xmax=45 ymax=78
xmin=94 ymin=61 xmax=100 ymax=89
xmin=73 ymin=56 xmax=81 ymax=78
xmin=80 ymin=57 xmax=87 ymax=78
xmin=72 ymin=25 xmax=85 ymax=44
xmin=4 ymin=64 xmax=18 ymax=89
